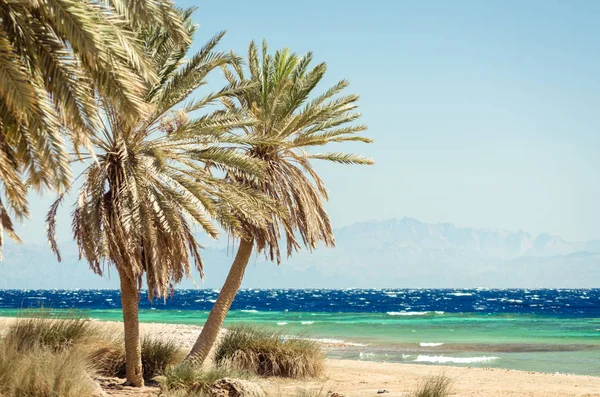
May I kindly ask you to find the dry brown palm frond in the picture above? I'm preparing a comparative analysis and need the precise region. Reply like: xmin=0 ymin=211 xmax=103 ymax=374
xmin=47 ymin=10 xmax=277 ymax=300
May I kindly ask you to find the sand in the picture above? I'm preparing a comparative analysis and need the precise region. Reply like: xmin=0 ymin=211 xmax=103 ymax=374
xmin=2 ymin=317 xmax=599 ymax=396
xmin=266 ymin=359 xmax=600 ymax=397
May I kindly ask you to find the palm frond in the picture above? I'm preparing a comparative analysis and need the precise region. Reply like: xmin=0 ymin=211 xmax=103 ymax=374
xmin=48 ymin=13 xmax=276 ymax=300
xmin=219 ymin=41 xmax=374 ymax=262
xmin=0 ymin=0 xmax=188 ymax=256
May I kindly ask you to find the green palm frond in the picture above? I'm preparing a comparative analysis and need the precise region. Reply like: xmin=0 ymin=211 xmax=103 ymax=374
xmin=217 ymin=40 xmax=374 ymax=263
xmin=0 ymin=0 xmax=188 ymax=254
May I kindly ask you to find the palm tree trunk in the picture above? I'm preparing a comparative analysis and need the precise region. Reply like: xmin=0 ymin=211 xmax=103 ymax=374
xmin=185 ymin=237 xmax=254 ymax=366
xmin=118 ymin=271 xmax=144 ymax=387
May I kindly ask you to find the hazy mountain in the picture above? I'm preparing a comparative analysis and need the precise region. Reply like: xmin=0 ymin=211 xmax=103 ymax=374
xmin=2 ymin=217 xmax=599 ymax=289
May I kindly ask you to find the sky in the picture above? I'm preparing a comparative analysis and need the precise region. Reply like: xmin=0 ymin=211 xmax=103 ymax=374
xmin=15 ymin=0 xmax=600 ymax=245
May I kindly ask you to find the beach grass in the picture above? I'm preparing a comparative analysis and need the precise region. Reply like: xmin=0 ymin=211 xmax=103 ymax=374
xmin=84 ymin=329 xmax=186 ymax=381
xmin=411 ymin=374 xmax=453 ymax=397
xmin=5 ymin=311 xmax=101 ymax=352
xmin=214 ymin=324 xmax=324 ymax=378
xmin=0 ymin=315 xmax=327 ymax=395
xmin=0 ymin=341 xmax=99 ymax=397
xmin=141 ymin=336 xmax=187 ymax=380
xmin=1 ymin=313 xmax=188 ymax=395
xmin=157 ymin=364 xmax=248 ymax=395
xmin=290 ymin=386 xmax=328 ymax=396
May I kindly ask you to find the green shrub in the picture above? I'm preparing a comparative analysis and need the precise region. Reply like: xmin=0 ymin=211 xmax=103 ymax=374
xmin=214 ymin=325 xmax=324 ymax=378
xmin=6 ymin=312 xmax=100 ymax=352
xmin=158 ymin=364 xmax=243 ymax=394
xmin=0 ymin=342 xmax=99 ymax=397
xmin=141 ymin=336 xmax=186 ymax=380
xmin=411 ymin=374 xmax=453 ymax=397
xmin=86 ymin=335 xmax=127 ymax=377
xmin=89 ymin=335 xmax=185 ymax=381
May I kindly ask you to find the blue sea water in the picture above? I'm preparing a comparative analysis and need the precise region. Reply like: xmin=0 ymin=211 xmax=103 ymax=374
xmin=1 ymin=288 xmax=599 ymax=375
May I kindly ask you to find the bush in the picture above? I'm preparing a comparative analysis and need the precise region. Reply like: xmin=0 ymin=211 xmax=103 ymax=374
xmin=158 ymin=365 xmax=242 ymax=394
xmin=411 ymin=375 xmax=453 ymax=397
xmin=86 ymin=335 xmax=127 ymax=377
xmin=141 ymin=336 xmax=186 ymax=380
xmin=0 ymin=342 xmax=99 ymax=397
xmin=5 ymin=312 xmax=185 ymax=383
xmin=6 ymin=312 xmax=100 ymax=353
xmin=90 ymin=335 xmax=185 ymax=381
xmin=214 ymin=325 xmax=324 ymax=378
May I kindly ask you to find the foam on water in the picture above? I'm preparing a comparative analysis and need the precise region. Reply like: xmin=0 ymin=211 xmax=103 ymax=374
xmin=387 ymin=311 xmax=428 ymax=316
xmin=419 ymin=342 xmax=444 ymax=347
xmin=415 ymin=355 xmax=500 ymax=364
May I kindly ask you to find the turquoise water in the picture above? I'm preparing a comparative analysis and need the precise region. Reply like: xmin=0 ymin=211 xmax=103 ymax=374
xmin=1 ymin=288 xmax=599 ymax=375
xmin=2 ymin=308 xmax=598 ymax=376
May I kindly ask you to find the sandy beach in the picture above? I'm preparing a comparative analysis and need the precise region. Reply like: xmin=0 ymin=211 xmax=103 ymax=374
xmin=2 ymin=317 xmax=599 ymax=396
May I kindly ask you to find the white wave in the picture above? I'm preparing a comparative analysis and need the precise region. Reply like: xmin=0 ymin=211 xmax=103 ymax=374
xmin=208 ymin=299 xmax=216 ymax=303
xmin=342 ymin=342 xmax=367 ymax=347
xmin=301 ymin=321 xmax=315 ymax=325
xmin=240 ymin=309 xmax=258 ymax=313
xmin=276 ymin=322 xmax=288 ymax=326
xmin=387 ymin=311 xmax=428 ymax=316
xmin=419 ymin=342 xmax=444 ymax=347
xmin=387 ymin=311 xmax=444 ymax=316
xmin=284 ymin=336 xmax=366 ymax=347
xmin=415 ymin=355 xmax=499 ymax=364
xmin=313 ymin=338 xmax=365 ymax=346
xmin=448 ymin=292 xmax=472 ymax=296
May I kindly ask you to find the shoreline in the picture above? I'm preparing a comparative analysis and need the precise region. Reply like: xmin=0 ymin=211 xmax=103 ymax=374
xmin=2 ymin=317 xmax=599 ymax=396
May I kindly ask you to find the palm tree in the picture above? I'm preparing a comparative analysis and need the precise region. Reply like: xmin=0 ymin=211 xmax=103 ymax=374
xmin=0 ymin=0 xmax=187 ymax=257
xmin=47 ymin=16 xmax=276 ymax=386
xmin=185 ymin=41 xmax=374 ymax=365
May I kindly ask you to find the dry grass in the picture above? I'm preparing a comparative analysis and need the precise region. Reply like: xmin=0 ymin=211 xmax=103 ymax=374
xmin=214 ymin=325 xmax=324 ymax=378
xmin=5 ymin=312 xmax=100 ymax=352
xmin=1 ymin=313 xmax=186 ymax=395
xmin=290 ymin=386 xmax=328 ymax=397
xmin=86 ymin=331 xmax=185 ymax=381
xmin=0 ymin=342 xmax=100 ymax=397
xmin=411 ymin=374 xmax=454 ymax=397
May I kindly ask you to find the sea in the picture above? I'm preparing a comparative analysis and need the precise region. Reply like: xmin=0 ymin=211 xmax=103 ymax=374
xmin=1 ymin=288 xmax=599 ymax=376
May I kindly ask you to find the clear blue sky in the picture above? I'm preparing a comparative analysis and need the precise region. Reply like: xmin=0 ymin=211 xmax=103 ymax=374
xmin=17 ymin=0 xmax=600 ymax=244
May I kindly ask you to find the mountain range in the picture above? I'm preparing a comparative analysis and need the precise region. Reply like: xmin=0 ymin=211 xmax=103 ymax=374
xmin=2 ymin=217 xmax=599 ymax=289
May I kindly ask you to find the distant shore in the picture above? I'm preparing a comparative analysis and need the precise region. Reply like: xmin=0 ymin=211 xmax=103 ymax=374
xmin=1 ymin=317 xmax=598 ymax=396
